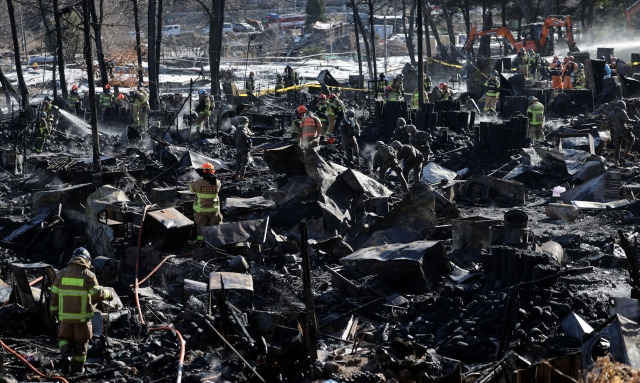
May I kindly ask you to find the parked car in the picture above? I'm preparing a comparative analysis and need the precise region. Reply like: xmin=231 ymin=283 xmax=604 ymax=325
xmin=232 ymin=23 xmax=255 ymax=32
xmin=162 ymin=24 xmax=181 ymax=36
xmin=223 ymin=23 xmax=233 ymax=33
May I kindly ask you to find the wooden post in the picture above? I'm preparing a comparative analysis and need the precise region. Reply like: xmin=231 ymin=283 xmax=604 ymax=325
xmin=300 ymin=220 xmax=318 ymax=362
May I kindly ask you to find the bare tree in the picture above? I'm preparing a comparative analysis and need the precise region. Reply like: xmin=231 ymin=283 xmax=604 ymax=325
xmin=438 ymin=0 xmax=456 ymax=56
xmin=352 ymin=0 xmax=372 ymax=79
xmin=82 ymin=0 xmax=100 ymax=170
xmin=148 ymin=0 xmax=159 ymax=109
xmin=132 ymin=0 xmax=144 ymax=85
xmin=6 ymin=0 xmax=28 ymax=106
xmin=515 ymin=0 xmax=532 ymax=24
xmin=196 ymin=0 xmax=225 ymax=97
xmin=403 ymin=0 xmax=416 ymax=65
xmin=53 ymin=0 xmax=68 ymax=100
xmin=89 ymin=0 xmax=109 ymax=86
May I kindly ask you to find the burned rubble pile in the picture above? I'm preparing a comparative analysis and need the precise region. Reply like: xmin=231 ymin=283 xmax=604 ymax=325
xmin=3 ymin=88 xmax=640 ymax=383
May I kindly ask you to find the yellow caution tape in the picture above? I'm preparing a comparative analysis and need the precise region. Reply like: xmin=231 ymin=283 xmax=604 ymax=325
xmin=427 ymin=57 xmax=463 ymax=69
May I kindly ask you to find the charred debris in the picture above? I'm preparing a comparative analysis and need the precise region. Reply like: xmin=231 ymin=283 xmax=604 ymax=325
xmin=3 ymin=57 xmax=640 ymax=383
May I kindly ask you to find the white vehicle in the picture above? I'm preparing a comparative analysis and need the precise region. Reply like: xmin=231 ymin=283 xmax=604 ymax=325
xmin=223 ymin=23 xmax=233 ymax=33
xmin=162 ymin=24 xmax=181 ymax=36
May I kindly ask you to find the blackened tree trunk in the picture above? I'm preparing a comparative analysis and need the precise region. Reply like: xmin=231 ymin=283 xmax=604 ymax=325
xmin=132 ymin=0 xmax=144 ymax=85
xmin=89 ymin=0 xmax=109 ymax=86
xmin=516 ymin=0 xmax=532 ymax=24
xmin=424 ymin=3 xmax=445 ymax=58
xmin=404 ymin=0 xmax=416 ymax=65
xmin=154 ymin=0 xmax=162 ymax=104
xmin=368 ymin=0 xmax=377 ymax=82
xmin=438 ymin=0 xmax=456 ymax=59
xmin=148 ymin=0 xmax=158 ymax=109
xmin=350 ymin=0 xmax=363 ymax=87
xmin=53 ymin=0 xmax=68 ymax=100
xmin=352 ymin=0 xmax=372 ymax=79
xmin=196 ymin=0 xmax=224 ymax=96
xmin=82 ymin=0 xmax=100 ymax=170
xmin=6 ymin=0 xmax=28 ymax=106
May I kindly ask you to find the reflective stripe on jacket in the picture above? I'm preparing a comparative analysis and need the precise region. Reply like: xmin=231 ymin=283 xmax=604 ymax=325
xmin=527 ymin=102 xmax=544 ymax=126
xmin=100 ymin=93 xmax=113 ymax=107
xmin=50 ymin=256 xmax=107 ymax=323
xmin=190 ymin=177 xmax=221 ymax=213
xmin=485 ymin=78 xmax=499 ymax=96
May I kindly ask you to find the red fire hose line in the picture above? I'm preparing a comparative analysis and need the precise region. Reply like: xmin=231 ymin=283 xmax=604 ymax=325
xmin=134 ymin=205 xmax=152 ymax=325
xmin=149 ymin=326 xmax=185 ymax=383
xmin=0 ymin=339 xmax=69 ymax=383
xmin=135 ymin=254 xmax=177 ymax=287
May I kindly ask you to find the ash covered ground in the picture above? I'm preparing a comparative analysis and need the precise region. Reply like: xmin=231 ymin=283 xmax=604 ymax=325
xmin=1 ymin=55 xmax=640 ymax=383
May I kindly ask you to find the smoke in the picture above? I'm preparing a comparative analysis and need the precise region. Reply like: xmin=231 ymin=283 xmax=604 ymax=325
xmin=475 ymin=113 xmax=504 ymax=123
xmin=361 ymin=143 xmax=378 ymax=171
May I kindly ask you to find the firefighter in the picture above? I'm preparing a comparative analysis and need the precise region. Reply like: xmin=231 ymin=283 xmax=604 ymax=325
xmin=274 ymin=74 xmax=284 ymax=96
xmin=195 ymin=89 xmax=212 ymax=134
xmin=377 ymin=73 xmax=387 ymax=96
xmin=233 ymin=116 xmax=253 ymax=180
xmin=245 ymin=71 xmax=255 ymax=98
xmin=391 ymin=74 xmax=404 ymax=101
xmin=372 ymin=141 xmax=408 ymax=190
xmin=602 ymin=56 xmax=612 ymax=78
xmin=50 ymin=247 xmax=113 ymax=375
xmin=297 ymin=105 xmax=323 ymax=149
xmin=611 ymin=57 xmax=618 ymax=76
xmin=550 ymin=56 xmax=563 ymax=93
xmin=190 ymin=162 xmax=222 ymax=241
xmin=316 ymin=94 xmax=330 ymax=133
xmin=32 ymin=113 xmax=50 ymax=154
xmin=327 ymin=92 xmax=344 ymax=135
xmin=406 ymin=124 xmax=431 ymax=161
xmin=574 ymin=63 xmax=586 ymax=89
xmin=410 ymin=75 xmax=430 ymax=109
xmin=517 ymin=48 xmax=529 ymax=76
xmin=483 ymin=70 xmax=500 ymax=115
xmin=392 ymin=117 xmax=410 ymax=144
xmin=391 ymin=140 xmax=424 ymax=185
xmin=562 ymin=56 xmax=577 ymax=90
xmin=67 ymin=85 xmax=81 ymax=114
xmin=528 ymin=49 xmax=537 ymax=80
xmin=526 ymin=96 xmax=545 ymax=141
xmin=99 ymin=84 xmax=115 ymax=121
xmin=337 ymin=109 xmax=360 ymax=164
xmin=131 ymin=87 xmax=149 ymax=128
xmin=439 ymin=82 xmax=453 ymax=100
xmin=608 ymin=100 xmax=637 ymax=164
xmin=43 ymin=96 xmax=59 ymax=127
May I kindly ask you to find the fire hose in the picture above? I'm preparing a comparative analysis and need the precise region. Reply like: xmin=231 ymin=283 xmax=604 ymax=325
xmin=149 ymin=327 xmax=185 ymax=383
xmin=0 ymin=339 xmax=69 ymax=383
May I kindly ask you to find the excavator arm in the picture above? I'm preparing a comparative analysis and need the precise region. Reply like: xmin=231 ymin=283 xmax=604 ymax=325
xmin=461 ymin=26 xmax=518 ymax=55
xmin=539 ymin=15 xmax=579 ymax=53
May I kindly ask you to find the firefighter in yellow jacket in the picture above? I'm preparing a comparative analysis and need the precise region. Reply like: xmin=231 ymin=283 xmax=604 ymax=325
xmin=190 ymin=162 xmax=222 ymax=241
xmin=50 ymin=247 xmax=112 ymax=374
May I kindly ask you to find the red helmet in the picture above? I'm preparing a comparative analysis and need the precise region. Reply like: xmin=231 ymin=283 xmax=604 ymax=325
xmin=202 ymin=162 xmax=215 ymax=174
xmin=297 ymin=105 xmax=307 ymax=114
xmin=117 ymin=94 xmax=125 ymax=100
xmin=105 ymin=83 xmax=111 ymax=90
xmin=318 ymin=94 xmax=326 ymax=100
xmin=553 ymin=55 xmax=559 ymax=61
xmin=439 ymin=82 xmax=447 ymax=89
xmin=250 ymin=71 xmax=254 ymax=76
xmin=328 ymin=94 xmax=336 ymax=100
xmin=71 ymin=84 xmax=78 ymax=91
xmin=385 ymin=85 xmax=392 ymax=91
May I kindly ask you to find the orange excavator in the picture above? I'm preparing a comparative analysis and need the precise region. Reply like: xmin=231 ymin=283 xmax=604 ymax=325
xmin=461 ymin=15 xmax=579 ymax=56
xmin=627 ymin=0 xmax=640 ymax=29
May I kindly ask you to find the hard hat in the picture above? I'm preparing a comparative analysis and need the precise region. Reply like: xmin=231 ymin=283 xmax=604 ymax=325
xmin=202 ymin=162 xmax=215 ymax=174
xmin=345 ymin=109 xmax=355 ymax=118
xmin=71 ymin=84 xmax=78 ymax=91
xmin=379 ymin=73 xmax=385 ymax=78
xmin=375 ymin=141 xmax=385 ymax=149
xmin=117 ymin=94 xmax=125 ymax=100
xmin=528 ymin=96 xmax=537 ymax=103
xmin=599 ymin=56 xmax=605 ymax=60
xmin=427 ymin=76 xmax=432 ymax=81
xmin=72 ymin=247 xmax=91 ymax=263
xmin=406 ymin=124 xmax=417 ymax=134
xmin=318 ymin=94 xmax=326 ymax=100
xmin=250 ymin=71 xmax=254 ymax=76
xmin=396 ymin=117 xmax=406 ymax=126
xmin=397 ymin=74 xmax=403 ymax=78
xmin=239 ymin=116 xmax=249 ymax=124
xmin=386 ymin=85 xmax=392 ymax=91
xmin=390 ymin=140 xmax=402 ymax=150
xmin=612 ymin=57 xmax=617 ymax=62
xmin=578 ymin=63 xmax=584 ymax=69
xmin=492 ymin=70 xmax=499 ymax=76
xmin=198 ymin=89 xmax=207 ymax=96
xmin=297 ymin=105 xmax=307 ymax=114
xmin=439 ymin=82 xmax=447 ymax=89
xmin=553 ymin=55 xmax=559 ymax=61
xmin=105 ymin=83 xmax=111 ymax=90
xmin=618 ymin=100 xmax=627 ymax=109
xmin=520 ymin=48 xmax=525 ymax=53
xmin=563 ymin=57 xmax=568 ymax=63
xmin=528 ymin=49 xmax=535 ymax=54
xmin=328 ymin=94 xmax=336 ymax=100
xmin=44 ymin=96 xmax=51 ymax=102
xmin=568 ymin=56 xmax=574 ymax=61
